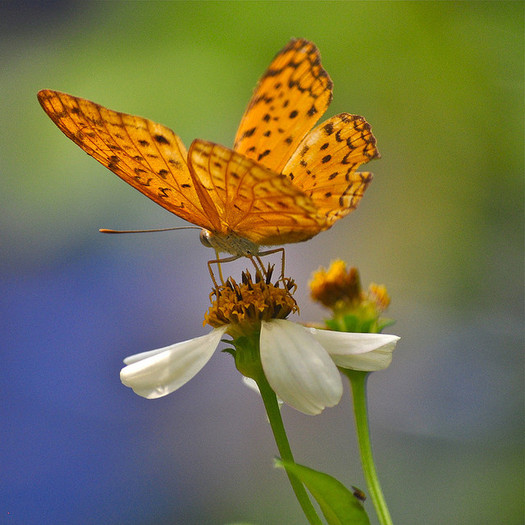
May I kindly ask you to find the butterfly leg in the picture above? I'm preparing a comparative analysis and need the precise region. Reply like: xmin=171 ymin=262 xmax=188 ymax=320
xmin=249 ymin=254 xmax=281 ymax=284
xmin=249 ymin=255 xmax=268 ymax=278
xmin=207 ymin=253 xmax=241 ymax=289
xmin=255 ymin=248 xmax=286 ymax=284
xmin=214 ymin=249 xmax=226 ymax=285
xmin=207 ymin=259 xmax=220 ymax=289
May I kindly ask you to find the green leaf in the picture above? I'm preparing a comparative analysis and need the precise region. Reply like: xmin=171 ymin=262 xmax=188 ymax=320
xmin=275 ymin=459 xmax=370 ymax=525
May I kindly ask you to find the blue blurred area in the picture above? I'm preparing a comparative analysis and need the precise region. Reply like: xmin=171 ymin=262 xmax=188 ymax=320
xmin=1 ymin=2 xmax=523 ymax=524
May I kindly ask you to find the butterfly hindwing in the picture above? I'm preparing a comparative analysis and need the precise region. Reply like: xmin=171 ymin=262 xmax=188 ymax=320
xmin=282 ymin=113 xmax=380 ymax=225
xmin=188 ymin=140 xmax=325 ymax=246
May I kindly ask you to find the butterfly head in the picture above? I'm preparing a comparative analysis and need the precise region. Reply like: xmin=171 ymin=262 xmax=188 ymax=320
xmin=199 ymin=229 xmax=260 ymax=257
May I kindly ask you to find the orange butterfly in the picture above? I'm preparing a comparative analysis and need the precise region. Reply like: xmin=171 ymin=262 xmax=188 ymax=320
xmin=38 ymin=39 xmax=379 ymax=262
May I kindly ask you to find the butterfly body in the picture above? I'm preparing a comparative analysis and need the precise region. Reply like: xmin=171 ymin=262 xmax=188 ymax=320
xmin=199 ymin=228 xmax=260 ymax=257
xmin=38 ymin=39 xmax=379 ymax=257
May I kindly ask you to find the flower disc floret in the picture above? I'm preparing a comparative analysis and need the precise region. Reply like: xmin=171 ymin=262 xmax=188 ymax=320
xmin=309 ymin=259 xmax=362 ymax=309
xmin=204 ymin=269 xmax=298 ymax=335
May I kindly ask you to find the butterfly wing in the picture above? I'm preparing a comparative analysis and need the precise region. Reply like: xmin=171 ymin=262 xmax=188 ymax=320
xmin=234 ymin=39 xmax=333 ymax=174
xmin=37 ymin=89 xmax=217 ymax=230
xmin=282 ymin=113 xmax=380 ymax=226
xmin=188 ymin=140 xmax=325 ymax=246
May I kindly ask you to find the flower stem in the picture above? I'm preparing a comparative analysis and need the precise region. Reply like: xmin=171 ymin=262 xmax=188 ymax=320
xmin=255 ymin=373 xmax=323 ymax=525
xmin=344 ymin=369 xmax=393 ymax=525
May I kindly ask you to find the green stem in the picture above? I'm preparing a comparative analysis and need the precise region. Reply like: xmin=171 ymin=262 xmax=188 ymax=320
xmin=344 ymin=369 xmax=393 ymax=525
xmin=255 ymin=373 xmax=323 ymax=525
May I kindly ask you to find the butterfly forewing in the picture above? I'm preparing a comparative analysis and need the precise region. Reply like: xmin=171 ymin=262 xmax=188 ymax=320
xmin=37 ymin=89 xmax=213 ymax=229
xmin=188 ymin=140 xmax=325 ymax=246
xmin=234 ymin=39 xmax=333 ymax=174
xmin=282 ymin=113 xmax=380 ymax=225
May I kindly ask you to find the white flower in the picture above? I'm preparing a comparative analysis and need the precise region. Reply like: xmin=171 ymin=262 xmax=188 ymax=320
xmin=120 ymin=319 xmax=399 ymax=415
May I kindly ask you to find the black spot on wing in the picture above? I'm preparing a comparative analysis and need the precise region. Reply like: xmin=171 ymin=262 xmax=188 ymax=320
xmin=258 ymin=150 xmax=271 ymax=161
xmin=154 ymin=134 xmax=170 ymax=145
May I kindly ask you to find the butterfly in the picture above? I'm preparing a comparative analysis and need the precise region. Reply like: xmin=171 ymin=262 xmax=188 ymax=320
xmin=38 ymin=39 xmax=379 ymax=262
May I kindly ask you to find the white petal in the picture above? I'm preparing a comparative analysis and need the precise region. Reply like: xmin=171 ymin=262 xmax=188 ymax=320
xmin=260 ymin=320 xmax=343 ymax=415
xmin=306 ymin=327 xmax=399 ymax=371
xmin=242 ymin=376 xmax=260 ymax=395
xmin=120 ymin=327 xmax=227 ymax=399
xmin=123 ymin=346 xmax=172 ymax=365
xmin=242 ymin=377 xmax=284 ymax=418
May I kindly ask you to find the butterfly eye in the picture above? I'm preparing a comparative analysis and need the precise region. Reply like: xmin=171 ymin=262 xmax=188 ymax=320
xmin=199 ymin=229 xmax=213 ymax=248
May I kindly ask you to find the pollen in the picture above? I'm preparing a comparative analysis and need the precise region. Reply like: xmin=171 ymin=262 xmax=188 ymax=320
xmin=204 ymin=267 xmax=298 ymax=332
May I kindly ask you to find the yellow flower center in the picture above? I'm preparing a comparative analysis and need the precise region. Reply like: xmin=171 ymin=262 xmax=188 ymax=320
xmin=309 ymin=259 xmax=362 ymax=309
xmin=204 ymin=268 xmax=298 ymax=336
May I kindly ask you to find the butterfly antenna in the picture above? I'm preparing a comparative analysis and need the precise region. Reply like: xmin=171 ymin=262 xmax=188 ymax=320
xmin=99 ymin=226 xmax=201 ymax=234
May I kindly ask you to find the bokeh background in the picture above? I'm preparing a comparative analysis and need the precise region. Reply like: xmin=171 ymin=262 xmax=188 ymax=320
xmin=2 ymin=2 xmax=523 ymax=524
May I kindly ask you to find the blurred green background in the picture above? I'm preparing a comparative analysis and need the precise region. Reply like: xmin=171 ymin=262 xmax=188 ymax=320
xmin=2 ymin=2 xmax=523 ymax=524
